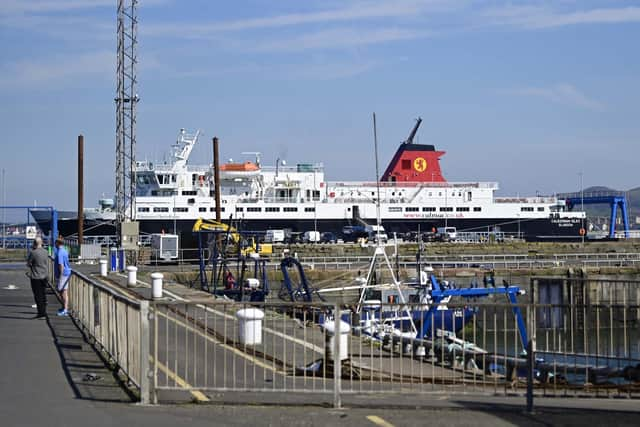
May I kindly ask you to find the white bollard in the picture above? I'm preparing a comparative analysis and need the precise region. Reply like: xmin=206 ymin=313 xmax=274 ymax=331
xmin=151 ymin=272 xmax=163 ymax=299
xmin=236 ymin=308 xmax=265 ymax=345
xmin=324 ymin=319 xmax=350 ymax=361
xmin=126 ymin=266 xmax=138 ymax=287
xmin=99 ymin=259 xmax=108 ymax=277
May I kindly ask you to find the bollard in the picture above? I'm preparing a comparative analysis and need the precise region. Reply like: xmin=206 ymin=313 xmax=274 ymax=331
xmin=324 ymin=319 xmax=350 ymax=361
xmin=126 ymin=265 xmax=138 ymax=287
xmin=151 ymin=272 xmax=163 ymax=299
xmin=99 ymin=259 xmax=108 ymax=277
xmin=110 ymin=247 xmax=118 ymax=271
xmin=236 ymin=308 xmax=264 ymax=345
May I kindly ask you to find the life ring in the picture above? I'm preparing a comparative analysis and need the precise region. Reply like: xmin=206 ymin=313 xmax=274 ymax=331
xmin=579 ymin=228 xmax=586 ymax=236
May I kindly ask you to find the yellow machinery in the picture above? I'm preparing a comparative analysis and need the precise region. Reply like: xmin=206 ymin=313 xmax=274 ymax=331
xmin=192 ymin=218 xmax=272 ymax=256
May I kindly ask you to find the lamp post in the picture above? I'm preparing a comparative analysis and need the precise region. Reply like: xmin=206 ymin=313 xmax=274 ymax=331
xmin=1 ymin=168 xmax=5 ymax=249
xmin=579 ymin=172 xmax=584 ymax=244
xmin=313 ymin=168 xmax=317 ymax=235
xmin=444 ymin=187 xmax=448 ymax=229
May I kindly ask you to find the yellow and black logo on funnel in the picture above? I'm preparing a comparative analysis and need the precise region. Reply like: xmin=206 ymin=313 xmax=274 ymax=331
xmin=413 ymin=157 xmax=427 ymax=172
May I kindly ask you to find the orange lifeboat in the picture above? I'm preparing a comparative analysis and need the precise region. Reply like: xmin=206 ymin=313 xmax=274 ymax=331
xmin=219 ymin=161 xmax=260 ymax=178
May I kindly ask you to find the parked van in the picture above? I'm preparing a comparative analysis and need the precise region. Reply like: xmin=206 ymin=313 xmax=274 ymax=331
xmin=365 ymin=225 xmax=388 ymax=243
xmin=436 ymin=227 xmax=457 ymax=241
xmin=264 ymin=229 xmax=285 ymax=243
xmin=302 ymin=231 xmax=321 ymax=243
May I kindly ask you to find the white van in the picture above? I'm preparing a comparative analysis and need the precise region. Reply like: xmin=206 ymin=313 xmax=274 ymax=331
xmin=264 ymin=229 xmax=285 ymax=243
xmin=365 ymin=225 xmax=388 ymax=243
xmin=436 ymin=227 xmax=457 ymax=241
xmin=302 ymin=231 xmax=321 ymax=243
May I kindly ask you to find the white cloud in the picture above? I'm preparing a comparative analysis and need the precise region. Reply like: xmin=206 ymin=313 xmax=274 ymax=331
xmin=482 ymin=5 xmax=640 ymax=30
xmin=252 ymin=27 xmax=431 ymax=53
xmin=144 ymin=0 xmax=451 ymax=37
xmin=0 ymin=51 xmax=113 ymax=88
xmin=510 ymin=83 xmax=604 ymax=111
xmin=0 ymin=0 xmax=168 ymax=15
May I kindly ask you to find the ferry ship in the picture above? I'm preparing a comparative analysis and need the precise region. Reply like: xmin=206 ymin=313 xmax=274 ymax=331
xmin=32 ymin=122 xmax=585 ymax=244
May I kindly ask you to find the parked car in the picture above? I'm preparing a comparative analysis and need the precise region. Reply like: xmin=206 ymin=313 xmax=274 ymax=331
xmin=321 ymin=232 xmax=337 ymax=243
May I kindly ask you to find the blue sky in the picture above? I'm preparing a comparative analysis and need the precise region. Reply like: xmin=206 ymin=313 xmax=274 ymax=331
xmin=1 ymin=0 xmax=639 ymax=213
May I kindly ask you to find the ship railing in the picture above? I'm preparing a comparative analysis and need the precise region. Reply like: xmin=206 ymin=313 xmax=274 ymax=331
xmin=328 ymin=181 xmax=499 ymax=189
xmin=494 ymin=197 xmax=557 ymax=204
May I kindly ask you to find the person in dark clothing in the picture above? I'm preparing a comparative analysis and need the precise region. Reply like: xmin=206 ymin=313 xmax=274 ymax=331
xmin=27 ymin=236 xmax=49 ymax=318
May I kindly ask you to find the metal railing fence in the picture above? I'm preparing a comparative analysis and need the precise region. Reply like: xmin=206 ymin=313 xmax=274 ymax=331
xmin=147 ymin=298 xmax=640 ymax=406
xmin=49 ymin=259 xmax=150 ymax=403
xmin=57 ymin=269 xmax=640 ymax=408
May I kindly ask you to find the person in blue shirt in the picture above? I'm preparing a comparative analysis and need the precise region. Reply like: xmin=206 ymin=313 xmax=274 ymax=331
xmin=54 ymin=237 xmax=72 ymax=316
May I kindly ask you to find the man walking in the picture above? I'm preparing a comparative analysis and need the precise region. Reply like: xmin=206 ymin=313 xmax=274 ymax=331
xmin=54 ymin=237 xmax=72 ymax=316
xmin=26 ymin=236 xmax=49 ymax=318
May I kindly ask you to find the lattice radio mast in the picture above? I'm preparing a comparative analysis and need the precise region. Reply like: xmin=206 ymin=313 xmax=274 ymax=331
xmin=115 ymin=0 xmax=139 ymax=240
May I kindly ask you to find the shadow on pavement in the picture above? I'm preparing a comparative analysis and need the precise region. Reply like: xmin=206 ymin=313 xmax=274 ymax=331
xmin=43 ymin=291 xmax=137 ymax=403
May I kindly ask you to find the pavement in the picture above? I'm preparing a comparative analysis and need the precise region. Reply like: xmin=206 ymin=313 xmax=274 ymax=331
xmin=2 ymin=262 xmax=640 ymax=426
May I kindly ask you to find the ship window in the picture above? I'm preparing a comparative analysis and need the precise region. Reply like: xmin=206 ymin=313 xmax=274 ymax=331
xmin=153 ymin=207 xmax=169 ymax=213
xmin=473 ymin=207 xmax=482 ymax=212
xmin=171 ymin=175 xmax=176 ymax=183
xmin=312 ymin=190 xmax=320 ymax=201
xmin=467 ymin=191 xmax=472 ymax=201
xmin=521 ymin=207 xmax=534 ymax=212
xmin=182 ymin=190 xmax=197 ymax=196
xmin=456 ymin=207 xmax=469 ymax=212
xmin=440 ymin=207 xmax=453 ymax=212
xmin=173 ymin=207 xmax=188 ymax=212
xmin=284 ymin=207 xmax=298 ymax=212
xmin=209 ymin=207 xmax=225 ymax=212
xmin=199 ymin=207 xmax=207 ymax=212
xmin=247 ymin=207 xmax=261 ymax=212
xmin=401 ymin=159 xmax=411 ymax=170
xmin=388 ymin=207 xmax=402 ymax=213
xmin=405 ymin=207 xmax=419 ymax=212
xmin=438 ymin=192 xmax=442 ymax=197
xmin=236 ymin=207 xmax=243 ymax=212
xmin=422 ymin=207 xmax=436 ymax=212
xmin=137 ymin=207 xmax=150 ymax=212
xmin=305 ymin=207 xmax=315 ymax=212
xmin=537 ymin=207 xmax=545 ymax=212
xmin=265 ymin=207 xmax=280 ymax=212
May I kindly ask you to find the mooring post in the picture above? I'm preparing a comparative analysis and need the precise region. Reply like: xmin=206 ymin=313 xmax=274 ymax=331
xmin=333 ymin=302 xmax=342 ymax=409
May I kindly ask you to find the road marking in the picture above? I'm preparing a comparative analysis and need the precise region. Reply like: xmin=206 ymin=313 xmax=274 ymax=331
xmin=118 ymin=273 xmax=325 ymax=353
xmin=155 ymin=309 xmax=281 ymax=373
xmin=152 ymin=357 xmax=209 ymax=402
xmin=366 ymin=415 xmax=396 ymax=427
